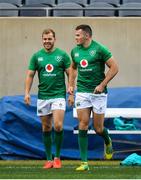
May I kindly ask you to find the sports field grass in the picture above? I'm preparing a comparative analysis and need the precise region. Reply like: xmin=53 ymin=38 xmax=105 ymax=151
xmin=0 ymin=160 xmax=141 ymax=179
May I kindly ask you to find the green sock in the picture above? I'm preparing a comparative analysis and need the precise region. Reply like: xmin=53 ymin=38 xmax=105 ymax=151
xmin=54 ymin=130 xmax=63 ymax=158
xmin=78 ymin=130 xmax=88 ymax=162
xmin=43 ymin=131 xmax=52 ymax=161
xmin=100 ymin=128 xmax=111 ymax=145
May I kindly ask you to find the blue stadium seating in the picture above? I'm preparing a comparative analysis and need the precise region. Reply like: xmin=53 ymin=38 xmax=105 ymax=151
xmin=57 ymin=0 xmax=88 ymax=7
xmin=0 ymin=2 xmax=18 ymax=16
xmin=119 ymin=3 xmax=141 ymax=16
xmin=89 ymin=0 xmax=120 ymax=7
xmin=25 ymin=0 xmax=56 ymax=6
xmin=19 ymin=4 xmax=51 ymax=16
xmin=53 ymin=2 xmax=83 ymax=16
xmin=0 ymin=0 xmax=22 ymax=6
xmin=85 ymin=2 xmax=116 ymax=16
xmin=122 ymin=0 xmax=141 ymax=4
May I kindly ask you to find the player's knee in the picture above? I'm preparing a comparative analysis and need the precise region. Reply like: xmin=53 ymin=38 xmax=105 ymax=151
xmin=79 ymin=122 xmax=88 ymax=129
xmin=95 ymin=127 xmax=103 ymax=135
xmin=42 ymin=124 xmax=52 ymax=132
xmin=54 ymin=124 xmax=63 ymax=132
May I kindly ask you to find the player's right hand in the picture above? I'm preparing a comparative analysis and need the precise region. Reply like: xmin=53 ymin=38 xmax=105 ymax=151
xmin=67 ymin=86 xmax=74 ymax=95
xmin=68 ymin=94 xmax=74 ymax=107
xmin=24 ymin=94 xmax=30 ymax=105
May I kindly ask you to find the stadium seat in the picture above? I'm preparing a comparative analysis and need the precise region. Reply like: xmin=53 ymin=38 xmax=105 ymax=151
xmin=0 ymin=2 xmax=18 ymax=16
xmin=122 ymin=0 xmax=141 ymax=4
xmin=89 ymin=0 xmax=120 ymax=7
xmin=53 ymin=2 xmax=83 ymax=17
xmin=25 ymin=0 xmax=56 ymax=6
xmin=0 ymin=0 xmax=22 ymax=6
xmin=57 ymin=0 xmax=88 ymax=6
xmin=119 ymin=3 xmax=141 ymax=16
xmin=19 ymin=4 xmax=51 ymax=16
xmin=84 ymin=2 xmax=116 ymax=17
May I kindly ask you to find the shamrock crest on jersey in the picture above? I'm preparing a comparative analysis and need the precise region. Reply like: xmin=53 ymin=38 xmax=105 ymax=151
xmin=55 ymin=55 xmax=63 ymax=62
xmin=80 ymin=59 xmax=88 ymax=68
xmin=45 ymin=64 xmax=54 ymax=73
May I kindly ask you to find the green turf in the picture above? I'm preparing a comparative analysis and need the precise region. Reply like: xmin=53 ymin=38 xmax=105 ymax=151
xmin=0 ymin=160 xmax=141 ymax=179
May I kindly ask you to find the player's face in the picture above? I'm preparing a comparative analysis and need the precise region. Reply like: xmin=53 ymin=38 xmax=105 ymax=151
xmin=42 ymin=33 xmax=56 ymax=51
xmin=75 ymin=29 xmax=87 ymax=45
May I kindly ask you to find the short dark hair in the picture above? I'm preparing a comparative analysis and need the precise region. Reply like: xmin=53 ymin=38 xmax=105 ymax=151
xmin=75 ymin=24 xmax=92 ymax=37
xmin=42 ymin=29 xmax=55 ymax=38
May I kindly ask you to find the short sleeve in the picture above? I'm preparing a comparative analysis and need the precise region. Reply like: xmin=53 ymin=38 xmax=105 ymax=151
xmin=71 ymin=49 xmax=75 ymax=62
xmin=63 ymin=52 xmax=71 ymax=69
xmin=100 ymin=45 xmax=112 ymax=62
xmin=28 ymin=53 xmax=37 ymax=71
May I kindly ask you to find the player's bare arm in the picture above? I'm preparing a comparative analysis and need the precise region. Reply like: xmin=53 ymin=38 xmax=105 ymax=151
xmin=65 ymin=67 xmax=74 ymax=106
xmin=94 ymin=57 xmax=118 ymax=94
xmin=24 ymin=70 xmax=36 ymax=105
xmin=65 ymin=67 xmax=70 ymax=79
xmin=68 ymin=61 xmax=77 ymax=95
xmin=67 ymin=61 xmax=77 ymax=106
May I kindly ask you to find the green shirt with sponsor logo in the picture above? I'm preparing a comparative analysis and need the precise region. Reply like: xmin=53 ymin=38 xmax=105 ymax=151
xmin=71 ymin=40 xmax=112 ymax=93
xmin=28 ymin=48 xmax=71 ymax=99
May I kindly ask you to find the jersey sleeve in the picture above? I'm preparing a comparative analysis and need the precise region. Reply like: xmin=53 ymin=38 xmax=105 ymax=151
xmin=71 ymin=49 xmax=75 ymax=62
xmin=28 ymin=53 xmax=37 ymax=71
xmin=63 ymin=52 xmax=71 ymax=69
xmin=100 ymin=45 xmax=112 ymax=62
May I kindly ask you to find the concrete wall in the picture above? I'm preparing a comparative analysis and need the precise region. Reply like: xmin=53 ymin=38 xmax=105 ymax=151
xmin=0 ymin=17 xmax=141 ymax=97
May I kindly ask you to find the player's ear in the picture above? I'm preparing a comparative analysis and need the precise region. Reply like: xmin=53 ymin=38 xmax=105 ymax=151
xmin=84 ymin=32 xmax=89 ymax=40
xmin=86 ymin=33 xmax=88 ymax=37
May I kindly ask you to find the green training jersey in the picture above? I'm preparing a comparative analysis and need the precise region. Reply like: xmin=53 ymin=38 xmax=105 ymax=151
xmin=28 ymin=48 xmax=71 ymax=99
xmin=71 ymin=40 xmax=112 ymax=93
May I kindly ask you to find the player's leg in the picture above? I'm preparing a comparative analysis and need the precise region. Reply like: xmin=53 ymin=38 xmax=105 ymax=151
xmin=37 ymin=99 xmax=53 ymax=169
xmin=93 ymin=113 xmax=113 ymax=159
xmin=92 ymin=93 xmax=113 ymax=160
xmin=75 ymin=92 xmax=92 ymax=170
xmin=76 ymin=108 xmax=91 ymax=171
xmin=41 ymin=115 xmax=54 ymax=168
xmin=52 ymin=109 xmax=64 ymax=168
xmin=51 ymin=98 xmax=66 ymax=168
